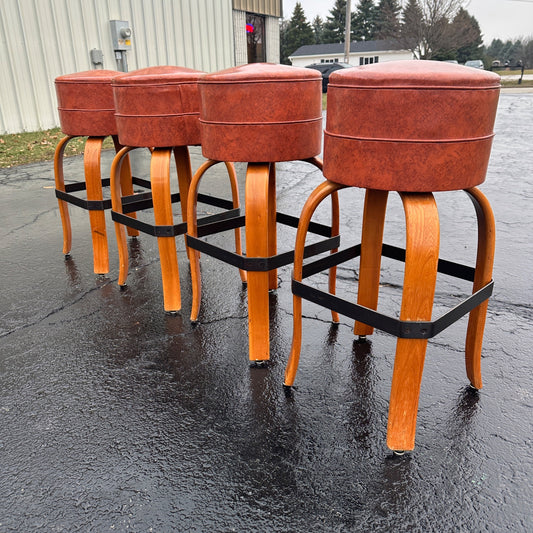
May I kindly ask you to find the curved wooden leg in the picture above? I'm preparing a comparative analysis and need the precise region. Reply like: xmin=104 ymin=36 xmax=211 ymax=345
xmin=268 ymin=163 xmax=278 ymax=291
xmin=151 ymin=148 xmax=181 ymax=312
xmin=110 ymin=146 xmax=135 ymax=286
xmin=284 ymin=180 xmax=347 ymax=386
xmin=224 ymin=161 xmax=247 ymax=284
xmin=174 ymin=146 xmax=193 ymax=260
xmin=113 ymin=136 xmax=139 ymax=237
xmin=306 ymin=157 xmax=340 ymax=323
xmin=464 ymin=187 xmax=496 ymax=389
xmin=187 ymin=159 xmax=220 ymax=322
xmin=330 ymin=189 xmax=340 ymax=323
xmin=54 ymin=135 xmax=74 ymax=256
xmin=246 ymin=163 xmax=271 ymax=361
xmin=354 ymin=189 xmax=389 ymax=337
xmin=387 ymin=192 xmax=440 ymax=452
xmin=84 ymin=137 xmax=108 ymax=274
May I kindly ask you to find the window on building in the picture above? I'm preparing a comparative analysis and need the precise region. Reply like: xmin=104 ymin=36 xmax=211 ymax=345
xmin=246 ymin=13 xmax=265 ymax=63
xmin=359 ymin=56 xmax=380 ymax=65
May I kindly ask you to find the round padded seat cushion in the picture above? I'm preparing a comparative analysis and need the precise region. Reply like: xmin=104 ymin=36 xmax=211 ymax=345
xmin=199 ymin=63 xmax=322 ymax=162
xmin=324 ymin=60 xmax=501 ymax=191
xmin=55 ymin=70 xmax=120 ymax=137
xmin=112 ymin=66 xmax=204 ymax=147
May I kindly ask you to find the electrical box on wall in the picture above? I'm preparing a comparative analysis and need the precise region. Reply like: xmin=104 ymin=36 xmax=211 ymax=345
xmin=110 ymin=20 xmax=132 ymax=50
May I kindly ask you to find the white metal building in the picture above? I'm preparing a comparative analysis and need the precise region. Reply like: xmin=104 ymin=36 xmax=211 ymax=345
xmin=289 ymin=40 xmax=413 ymax=68
xmin=0 ymin=0 xmax=282 ymax=134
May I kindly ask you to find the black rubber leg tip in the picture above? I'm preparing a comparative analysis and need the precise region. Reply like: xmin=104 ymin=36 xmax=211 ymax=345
xmin=250 ymin=360 xmax=269 ymax=369
xmin=283 ymin=384 xmax=295 ymax=399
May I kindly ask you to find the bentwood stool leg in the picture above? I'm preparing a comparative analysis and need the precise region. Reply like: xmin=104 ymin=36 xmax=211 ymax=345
xmin=112 ymin=136 xmax=139 ymax=238
xmin=151 ymin=148 xmax=181 ymax=313
xmin=329 ymin=185 xmax=341 ymax=325
xmin=284 ymin=180 xmax=347 ymax=386
xmin=246 ymin=163 xmax=272 ymax=361
xmin=174 ymin=146 xmax=193 ymax=260
xmin=54 ymin=136 xmax=75 ymax=256
xmin=354 ymin=189 xmax=389 ymax=338
xmin=465 ymin=187 xmax=496 ymax=389
xmin=84 ymin=137 xmax=109 ymax=274
xmin=387 ymin=192 xmax=440 ymax=452
xmin=267 ymin=163 xmax=278 ymax=290
xmin=110 ymin=146 xmax=135 ymax=287
xmin=228 ymin=162 xmax=247 ymax=285
xmin=187 ymin=159 xmax=246 ymax=321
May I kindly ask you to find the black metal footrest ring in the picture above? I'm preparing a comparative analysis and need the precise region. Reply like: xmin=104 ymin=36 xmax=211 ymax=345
xmin=292 ymin=242 xmax=493 ymax=339
xmin=185 ymin=209 xmax=339 ymax=272
xmin=55 ymin=175 xmax=151 ymax=212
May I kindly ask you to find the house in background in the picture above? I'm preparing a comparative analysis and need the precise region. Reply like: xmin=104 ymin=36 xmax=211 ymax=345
xmin=289 ymin=39 xmax=413 ymax=67
xmin=0 ymin=0 xmax=281 ymax=134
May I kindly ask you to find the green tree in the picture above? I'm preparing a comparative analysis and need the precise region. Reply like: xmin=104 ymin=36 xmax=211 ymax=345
xmin=374 ymin=0 xmax=401 ymax=39
xmin=323 ymin=0 xmax=355 ymax=44
xmin=487 ymin=38 xmax=504 ymax=61
xmin=454 ymin=8 xmax=483 ymax=63
xmin=399 ymin=0 xmax=477 ymax=60
xmin=312 ymin=15 xmax=325 ymax=44
xmin=400 ymin=0 xmax=425 ymax=58
xmin=503 ymin=39 xmax=523 ymax=65
xmin=522 ymin=39 xmax=533 ymax=68
xmin=353 ymin=0 xmax=378 ymax=41
xmin=280 ymin=2 xmax=315 ymax=64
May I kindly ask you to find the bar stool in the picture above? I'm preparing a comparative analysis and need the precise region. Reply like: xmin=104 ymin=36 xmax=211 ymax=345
xmin=283 ymin=60 xmax=500 ymax=452
xmin=186 ymin=63 xmax=340 ymax=362
xmin=54 ymin=70 xmax=142 ymax=274
xmin=110 ymin=66 xmax=243 ymax=313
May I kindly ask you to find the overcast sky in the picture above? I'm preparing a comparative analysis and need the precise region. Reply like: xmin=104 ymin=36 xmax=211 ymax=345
xmin=283 ymin=0 xmax=533 ymax=44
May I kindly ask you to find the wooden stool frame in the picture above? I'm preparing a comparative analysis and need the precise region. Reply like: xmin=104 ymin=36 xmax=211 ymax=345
xmin=54 ymin=135 xmax=149 ymax=274
xmin=186 ymin=157 xmax=341 ymax=362
xmin=284 ymin=183 xmax=495 ymax=452
xmin=110 ymin=145 xmax=243 ymax=313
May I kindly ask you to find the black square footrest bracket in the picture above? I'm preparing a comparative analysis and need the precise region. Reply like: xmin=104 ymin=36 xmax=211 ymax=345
xmin=185 ymin=211 xmax=340 ymax=272
xmin=292 ymin=243 xmax=494 ymax=340
xmin=55 ymin=176 xmax=151 ymax=211
xmin=111 ymin=192 xmax=240 ymax=238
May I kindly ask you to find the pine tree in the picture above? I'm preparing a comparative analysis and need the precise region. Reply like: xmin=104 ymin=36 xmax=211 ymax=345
xmin=374 ymin=0 xmax=401 ymax=39
xmin=453 ymin=8 xmax=483 ymax=63
xmin=400 ymin=0 xmax=426 ymax=58
xmin=323 ymin=0 xmax=355 ymax=44
xmin=280 ymin=2 xmax=315 ymax=64
xmin=487 ymin=38 xmax=504 ymax=62
xmin=353 ymin=0 xmax=378 ymax=41
xmin=312 ymin=15 xmax=325 ymax=44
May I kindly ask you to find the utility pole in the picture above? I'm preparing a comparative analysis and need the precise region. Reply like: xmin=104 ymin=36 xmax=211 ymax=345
xmin=344 ymin=0 xmax=351 ymax=64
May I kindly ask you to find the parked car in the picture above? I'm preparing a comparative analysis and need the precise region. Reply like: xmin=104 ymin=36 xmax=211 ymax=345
xmin=465 ymin=59 xmax=484 ymax=69
xmin=305 ymin=62 xmax=353 ymax=92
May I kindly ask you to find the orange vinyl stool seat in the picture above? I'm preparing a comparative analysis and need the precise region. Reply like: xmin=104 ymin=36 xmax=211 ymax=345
xmin=110 ymin=66 xmax=243 ymax=313
xmin=54 ymin=69 xmax=142 ymax=274
xmin=284 ymin=60 xmax=500 ymax=452
xmin=186 ymin=63 xmax=340 ymax=362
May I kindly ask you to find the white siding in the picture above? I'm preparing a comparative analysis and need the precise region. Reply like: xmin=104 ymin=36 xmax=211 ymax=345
xmin=0 ymin=0 xmax=235 ymax=134
xmin=233 ymin=10 xmax=247 ymax=66
xmin=265 ymin=15 xmax=279 ymax=63
xmin=290 ymin=50 xmax=413 ymax=68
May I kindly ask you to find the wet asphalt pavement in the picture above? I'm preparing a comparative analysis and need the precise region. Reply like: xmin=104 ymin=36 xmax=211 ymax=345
xmin=1 ymin=91 xmax=532 ymax=532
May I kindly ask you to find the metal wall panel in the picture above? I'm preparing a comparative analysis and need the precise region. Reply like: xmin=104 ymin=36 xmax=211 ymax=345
xmin=232 ymin=0 xmax=281 ymax=18
xmin=0 ymin=0 xmax=235 ymax=134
